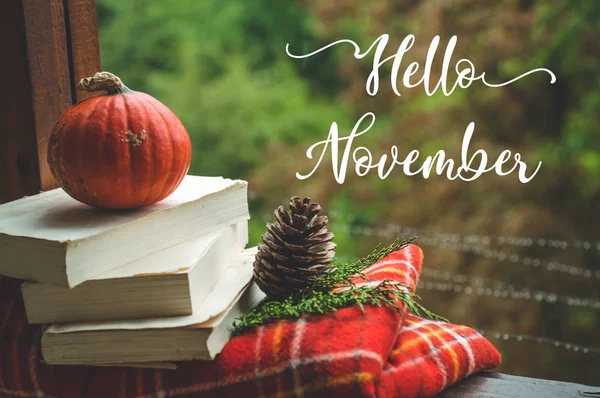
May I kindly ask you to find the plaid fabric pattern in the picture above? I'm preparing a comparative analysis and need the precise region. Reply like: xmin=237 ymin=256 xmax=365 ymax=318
xmin=0 ymin=244 xmax=500 ymax=398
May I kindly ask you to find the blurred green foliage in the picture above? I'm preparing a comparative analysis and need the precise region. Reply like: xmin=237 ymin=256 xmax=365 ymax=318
xmin=98 ymin=0 xmax=353 ymax=245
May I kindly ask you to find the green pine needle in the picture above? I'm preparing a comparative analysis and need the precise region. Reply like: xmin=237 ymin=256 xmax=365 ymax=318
xmin=232 ymin=237 xmax=447 ymax=336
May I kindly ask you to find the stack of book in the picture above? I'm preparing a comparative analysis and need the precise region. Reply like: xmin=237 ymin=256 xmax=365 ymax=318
xmin=0 ymin=175 xmax=265 ymax=367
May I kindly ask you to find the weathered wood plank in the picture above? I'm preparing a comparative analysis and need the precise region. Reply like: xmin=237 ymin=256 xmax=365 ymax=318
xmin=0 ymin=0 xmax=101 ymax=204
xmin=438 ymin=372 xmax=600 ymax=398
xmin=0 ymin=1 xmax=42 ymax=204
xmin=20 ymin=0 xmax=73 ymax=195
xmin=64 ymin=0 xmax=101 ymax=103
xmin=0 ymin=0 xmax=71 ymax=204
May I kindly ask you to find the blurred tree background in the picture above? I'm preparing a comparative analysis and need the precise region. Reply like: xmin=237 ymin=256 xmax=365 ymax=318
xmin=97 ymin=0 xmax=599 ymax=384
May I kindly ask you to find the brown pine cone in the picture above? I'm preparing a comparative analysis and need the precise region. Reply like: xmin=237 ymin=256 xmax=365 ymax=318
xmin=253 ymin=196 xmax=336 ymax=300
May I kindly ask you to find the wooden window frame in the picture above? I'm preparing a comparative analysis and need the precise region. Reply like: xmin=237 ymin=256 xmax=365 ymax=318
xmin=0 ymin=0 xmax=101 ymax=204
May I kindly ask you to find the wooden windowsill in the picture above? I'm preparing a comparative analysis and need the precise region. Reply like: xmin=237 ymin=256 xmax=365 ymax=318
xmin=438 ymin=372 xmax=599 ymax=397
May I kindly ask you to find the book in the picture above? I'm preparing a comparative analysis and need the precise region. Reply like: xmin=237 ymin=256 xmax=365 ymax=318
xmin=42 ymin=249 xmax=264 ymax=365
xmin=0 ymin=175 xmax=249 ymax=287
xmin=22 ymin=221 xmax=248 ymax=324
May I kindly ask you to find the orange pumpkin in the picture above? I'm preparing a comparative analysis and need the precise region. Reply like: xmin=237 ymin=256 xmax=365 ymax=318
xmin=48 ymin=72 xmax=192 ymax=209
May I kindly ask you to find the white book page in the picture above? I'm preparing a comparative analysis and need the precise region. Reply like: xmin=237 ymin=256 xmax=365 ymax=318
xmin=0 ymin=176 xmax=245 ymax=242
xmin=47 ymin=247 xmax=257 ymax=333
xmin=91 ymin=232 xmax=219 ymax=279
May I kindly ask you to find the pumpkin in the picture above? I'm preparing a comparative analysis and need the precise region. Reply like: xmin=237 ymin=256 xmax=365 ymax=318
xmin=48 ymin=72 xmax=192 ymax=209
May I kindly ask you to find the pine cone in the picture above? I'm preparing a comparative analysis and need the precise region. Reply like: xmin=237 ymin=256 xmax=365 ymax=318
xmin=253 ymin=196 xmax=336 ymax=300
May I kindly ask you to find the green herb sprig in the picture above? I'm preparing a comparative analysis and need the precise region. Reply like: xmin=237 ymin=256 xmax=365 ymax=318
xmin=232 ymin=237 xmax=446 ymax=336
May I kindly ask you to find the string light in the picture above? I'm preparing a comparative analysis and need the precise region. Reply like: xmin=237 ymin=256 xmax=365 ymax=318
xmin=327 ymin=210 xmax=600 ymax=251
xmin=478 ymin=329 xmax=600 ymax=356
xmin=330 ymin=222 xmax=600 ymax=280
xmin=416 ymin=279 xmax=600 ymax=310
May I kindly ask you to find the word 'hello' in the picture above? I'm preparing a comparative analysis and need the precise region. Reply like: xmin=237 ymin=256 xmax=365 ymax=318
xmin=286 ymin=34 xmax=556 ymax=97
xmin=286 ymin=35 xmax=554 ymax=183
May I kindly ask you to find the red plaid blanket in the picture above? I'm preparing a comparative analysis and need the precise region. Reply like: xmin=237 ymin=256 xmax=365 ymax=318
xmin=0 ymin=244 xmax=500 ymax=397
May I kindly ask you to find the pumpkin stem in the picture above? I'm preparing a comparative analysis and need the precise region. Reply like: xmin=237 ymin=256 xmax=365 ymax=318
xmin=77 ymin=71 xmax=125 ymax=94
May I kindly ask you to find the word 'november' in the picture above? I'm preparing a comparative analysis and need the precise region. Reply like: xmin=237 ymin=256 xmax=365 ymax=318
xmin=296 ymin=113 xmax=541 ymax=184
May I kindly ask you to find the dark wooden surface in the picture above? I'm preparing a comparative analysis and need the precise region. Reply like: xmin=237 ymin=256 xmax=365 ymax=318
xmin=438 ymin=372 xmax=600 ymax=398
xmin=0 ymin=1 xmax=44 ymax=204
xmin=20 ymin=0 xmax=73 ymax=195
xmin=0 ymin=0 xmax=100 ymax=204
xmin=64 ymin=0 xmax=101 ymax=103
